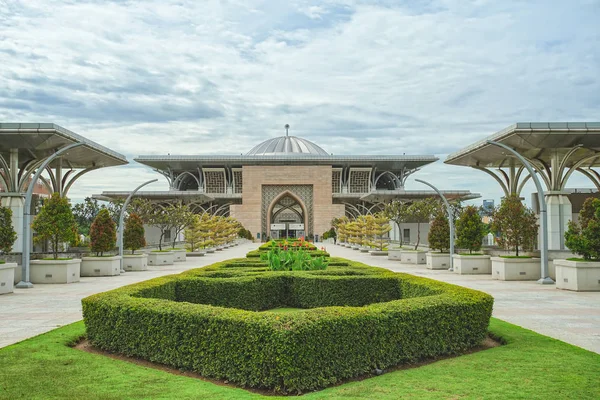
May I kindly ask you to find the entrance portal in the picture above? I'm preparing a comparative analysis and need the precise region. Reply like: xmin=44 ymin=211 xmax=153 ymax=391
xmin=269 ymin=194 xmax=306 ymax=239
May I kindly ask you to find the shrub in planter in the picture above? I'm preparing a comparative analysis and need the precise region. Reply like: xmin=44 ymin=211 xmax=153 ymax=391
xmin=491 ymin=195 xmax=538 ymax=256
xmin=90 ymin=209 xmax=116 ymax=256
xmin=124 ymin=213 xmax=146 ymax=254
xmin=455 ymin=205 xmax=485 ymax=254
xmin=428 ymin=212 xmax=450 ymax=252
xmin=0 ymin=206 xmax=17 ymax=257
xmin=565 ymin=197 xmax=600 ymax=260
xmin=31 ymin=193 xmax=78 ymax=259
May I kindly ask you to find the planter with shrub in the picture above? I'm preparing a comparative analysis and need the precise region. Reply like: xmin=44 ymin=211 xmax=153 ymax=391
xmin=454 ymin=205 xmax=489 ymax=275
xmin=122 ymin=213 xmax=148 ymax=271
xmin=148 ymin=250 xmax=175 ymax=266
xmin=426 ymin=212 xmax=451 ymax=269
xmin=30 ymin=193 xmax=81 ymax=284
xmin=555 ymin=198 xmax=600 ymax=291
xmin=81 ymin=209 xmax=120 ymax=277
xmin=489 ymin=196 xmax=540 ymax=281
xmin=0 ymin=205 xmax=18 ymax=294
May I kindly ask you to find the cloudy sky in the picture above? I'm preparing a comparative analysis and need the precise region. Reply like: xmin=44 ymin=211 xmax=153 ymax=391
xmin=1 ymin=0 xmax=599 ymax=204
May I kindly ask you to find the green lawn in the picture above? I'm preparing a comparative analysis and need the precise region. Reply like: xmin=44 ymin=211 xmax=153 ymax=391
xmin=0 ymin=319 xmax=598 ymax=399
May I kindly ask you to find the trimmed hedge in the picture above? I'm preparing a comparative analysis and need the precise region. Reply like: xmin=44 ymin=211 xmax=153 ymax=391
xmin=246 ymin=249 xmax=330 ymax=258
xmin=82 ymin=257 xmax=493 ymax=393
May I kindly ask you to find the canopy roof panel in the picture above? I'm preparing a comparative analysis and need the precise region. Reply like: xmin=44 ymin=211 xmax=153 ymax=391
xmin=135 ymin=155 xmax=438 ymax=172
xmin=445 ymin=122 xmax=600 ymax=168
xmin=0 ymin=123 xmax=128 ymax=168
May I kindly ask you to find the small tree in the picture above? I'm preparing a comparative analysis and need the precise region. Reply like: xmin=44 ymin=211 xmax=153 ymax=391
xmin=428 ymin=212 xmax=450 ymax=253
xmin=407 ymin=198 xmax=439 ymax=250
xmin=491 ymin=196 xmax=538 ymax=256
xmin=455 ymin=205 xmax=486 ymax=254
xmin=89 ymin=209 xmax=117 ymax=256
xmin=384 ymin=200 xmax=410 ymax=246
xmin=31 ymin=193 xmax=78 ymax=259
xmin=0 ymin=206 xmax=18 ymax=255
xmin=72 ymin=197 xmax=102 ymax=236
xmin=169 ymin=202 xmax=194 ymax=249
xmin=369 ymin=213 xmax=391 ymax=251
xmin=565 ymin=197 xmax=600 ymax=260
xmin=123 ymin=213 xmax=146 ymax=254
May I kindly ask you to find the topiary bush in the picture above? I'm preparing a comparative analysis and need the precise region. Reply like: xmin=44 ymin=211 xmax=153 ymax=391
xmin=89 ymin=209 xmax=117 ymax=256
xmin=31 ymin=192 xmax=78 ymax=259
xmin=123 ymin=213 xmax=146 ymax=254
xmin=83 ymin=257 xmax=493 ymax=394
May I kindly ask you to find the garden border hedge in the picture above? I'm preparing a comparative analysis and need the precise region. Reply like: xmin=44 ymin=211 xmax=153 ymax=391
xmin=82 ymin=257 xmax=493 ymax=393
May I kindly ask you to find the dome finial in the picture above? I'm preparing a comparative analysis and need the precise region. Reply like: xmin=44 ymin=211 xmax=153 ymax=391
xmin=285 ymin=124 xmax=290 ymax=137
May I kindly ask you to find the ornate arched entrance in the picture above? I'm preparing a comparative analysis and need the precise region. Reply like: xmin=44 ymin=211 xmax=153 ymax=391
xmin=267 ymin=191 xmax=307 ymax=239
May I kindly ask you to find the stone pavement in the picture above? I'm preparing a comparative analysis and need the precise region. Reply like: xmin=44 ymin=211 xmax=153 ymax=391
xmin=2 ymin=242 xmax=599 ymax=355
xmin=325 ymin=244 xmax=600 ymax=354
xmin=0 ymin=243 xmax=257 ymax=349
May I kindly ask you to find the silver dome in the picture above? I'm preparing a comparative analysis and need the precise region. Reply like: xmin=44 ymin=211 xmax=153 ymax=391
xmin=246 ymin=136 xmax=329 ymax=156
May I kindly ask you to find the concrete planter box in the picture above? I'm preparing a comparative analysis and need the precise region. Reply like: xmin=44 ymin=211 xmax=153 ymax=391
xmin=401 ymin=250 xmax=427 ymax=264
xmin=360 ymin=248 xmax=370 ymax=253
xmin=370 ymin=250 xmax=388 ymax=256
xmin=172 ymin=249 xmax=186 ymax=262
xmin=123 ymin=253 xmax=148 ymax=271
xmin=81 ymin=256 xmax=121 ymax=276
xmin=30 ymin=259 xmax=81 ymax=284
xmin=148 ymin=251 xmax=174 ymax=266
xmin=491 ymin=257 xmax=540 ymax=280
xmin=426 ymin=253 xmax=451 ymax=270
xmin=187 ymin=251 xmax=206 ymax=257
xmin=554 ymin=259 xmax=600 ymax=291
xmin=453 ymin=254 xmax=491 ymax=275
xmin=205 ymin=248 xmax=215 ymax=254
xmin=352 ymin=246 xmax=360 ymax=250
xmin=0 ymin=262 xmax=17 ymax=294
xmin=388 ymin=249 xmax=402 ymax=261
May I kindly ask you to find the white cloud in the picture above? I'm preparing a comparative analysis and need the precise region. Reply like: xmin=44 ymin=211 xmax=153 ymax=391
xmin=0 ymin=0 xmax=598 ymax=205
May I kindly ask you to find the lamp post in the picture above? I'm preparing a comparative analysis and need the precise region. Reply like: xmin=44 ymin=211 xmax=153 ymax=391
xmin=486 ymin=140 xmax=553 ymax=284
xmin=415 ymin=179 xmax=455 ymax=271
xmin=118 ymin=179 xmax=158 ymax=272
xmin=16 ymin=143 xmax=84 ymax=289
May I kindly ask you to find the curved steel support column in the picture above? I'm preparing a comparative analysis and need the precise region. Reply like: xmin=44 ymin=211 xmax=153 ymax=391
xmin=487 ymin=140 xmax=553 ymax=284
xmin=62 ymin=166 xmax=101 ymax=196
xmin=415 ymin=179 xmax=455 ymax=271
xmin=118 ymin=179 xmax=158 ymax=272
xmin=471 ymin=166 xmax=510 ymax=197
xmin=16 ymin=143 xmax=84 ymax=289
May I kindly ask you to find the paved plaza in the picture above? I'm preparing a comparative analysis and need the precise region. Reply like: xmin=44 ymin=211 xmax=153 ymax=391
xmin=0 ymin=243 xmax=257 ymax=349
xmin=1 ymin=241 xmax=599 ymax=355
xmin=326 ymin=244 xmax=600 ymax=354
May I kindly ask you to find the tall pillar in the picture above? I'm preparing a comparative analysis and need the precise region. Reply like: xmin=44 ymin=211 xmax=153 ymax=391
xmin=545 ymin=192 xmax=572 ymax=250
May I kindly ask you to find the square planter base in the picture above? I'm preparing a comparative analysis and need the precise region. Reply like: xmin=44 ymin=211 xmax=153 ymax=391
xmin=401 ymin=250 xmax=427 ymax=264
xmin=172 ymin=249 xmax=187 ymax=262
xmin=453 ymin=255 xmax=491 ymax=274
xmin=30 ymin=259 xmax=81 ymax=284
xmin=148 ymin=251 xmax=174 ymax=266
xmin=123 ymin=254 xmax=148 ymax=271
xmin=491 ymin=257 xmax=541 ymax=280
xmin=0 ymin=263 xmax=17 ymax=294
xmin=555 ymin=260 xmax=600 ymax=291
xmin=426 ymin=253 xmax=451 ymax=270
xmin=81 ymin=256 xmax=121 ymax=277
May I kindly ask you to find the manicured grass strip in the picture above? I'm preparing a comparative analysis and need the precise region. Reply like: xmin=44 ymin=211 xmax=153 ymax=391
xmin=0 ymin=318 xmax=598 ymax=399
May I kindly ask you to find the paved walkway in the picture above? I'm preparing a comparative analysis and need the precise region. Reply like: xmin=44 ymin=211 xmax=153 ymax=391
xmin=0 ymin=243 xmax=257 ymax=349
xmin=2 ymin=242 xmax=599 ymax=354
xmin=325 ymin=244 xmax=600 ymax=354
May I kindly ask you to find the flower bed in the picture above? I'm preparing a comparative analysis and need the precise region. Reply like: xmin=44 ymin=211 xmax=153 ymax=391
xmin=82 ymin=257 xmax=493 ymax=393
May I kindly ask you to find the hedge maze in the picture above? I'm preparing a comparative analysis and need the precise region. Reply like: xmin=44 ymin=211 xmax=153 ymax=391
xmin=82 ymin=257 xmax=493 ymax=393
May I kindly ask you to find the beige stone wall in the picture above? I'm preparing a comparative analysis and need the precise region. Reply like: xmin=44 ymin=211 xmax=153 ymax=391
xmin=229 ymin=165 xmax=345 ymax=240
